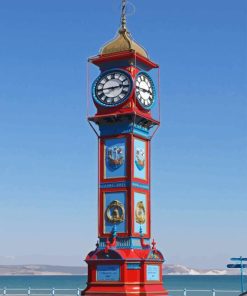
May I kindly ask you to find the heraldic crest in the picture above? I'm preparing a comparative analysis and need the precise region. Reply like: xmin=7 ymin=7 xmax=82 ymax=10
xmin=106 ymin=200 xmax=125 ymax=224
xmin=135 ymin=147 xmax=145 ymax=171
xmin=106 ymin=145 xmax=125 ymax=170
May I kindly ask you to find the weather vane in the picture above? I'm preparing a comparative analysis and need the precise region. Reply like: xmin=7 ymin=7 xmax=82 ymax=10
xmin=121 ymin=0 xmax=127 ymax=30
xmin=120 ymin=0 xmax=136 ymax=32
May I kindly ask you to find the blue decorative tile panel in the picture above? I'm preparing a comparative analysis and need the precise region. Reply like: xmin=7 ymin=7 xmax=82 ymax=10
xmin=104 ymin=192 xmax=127 ymax=234
xmin=133 ymin=124 xmax=149 ymax=138
xmin=100 ymin=181 xmax=130 ymax=189
xmin=99 ymin=122 xmax=150 ymax=138
xmin=127 ymin=263 xmax=141 ymax=270
xmin=134 ymin=192 xmax=147 ymax=234
xmin=132 ymin=182 xmax=149 ymax=190
xmin=99 ymin=122 xmax=133 ymax=136
xmin=134 ymin=138 xmax=147 ymax=180
xmin=98 ymin=237 xmax=150 ymax=249
xmin=105 ymin=138 xmax=127 ymax=179
xmin=100 ymin=181 xmax=149 ymax=190
xmin=97 ymin=265 xmax=120 ymax=281
xmin=146 ymin=265 xmax=160 ymax=281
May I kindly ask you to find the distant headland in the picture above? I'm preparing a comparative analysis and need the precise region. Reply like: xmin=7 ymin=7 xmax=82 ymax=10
xmin=0 ymin=265 xmax=238 ymax=276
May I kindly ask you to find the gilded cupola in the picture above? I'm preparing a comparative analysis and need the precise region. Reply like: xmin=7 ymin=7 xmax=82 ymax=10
xmin=100 ymin=1 xmax=149 ymax=58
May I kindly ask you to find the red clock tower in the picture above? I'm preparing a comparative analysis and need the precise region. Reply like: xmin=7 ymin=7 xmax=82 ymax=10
xmin=81 ymin=1 xmax=168 ymax=295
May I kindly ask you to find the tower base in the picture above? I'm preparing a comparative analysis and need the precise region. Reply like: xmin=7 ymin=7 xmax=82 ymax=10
xmin=81 ymin=247 xmax=168 ymax=296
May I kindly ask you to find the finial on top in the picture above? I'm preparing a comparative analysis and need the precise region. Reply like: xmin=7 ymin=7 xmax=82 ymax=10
xmin=151 ymin=238 xmax=157 ymax=251
xmin=100 ymin=0 xmax=149 ymax=58
xmin=120 ymin=0 xmax=127 ymax=31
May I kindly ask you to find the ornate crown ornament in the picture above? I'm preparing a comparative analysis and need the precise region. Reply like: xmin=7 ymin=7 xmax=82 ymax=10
xmin=106 ymin=200 xmax=125 ymax=224
xmin=135 ymin=201 xmax=146 ymax=224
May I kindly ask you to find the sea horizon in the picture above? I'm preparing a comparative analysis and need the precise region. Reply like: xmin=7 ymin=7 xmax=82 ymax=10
xmin=0 ymin=264 xmax=240 ymax=276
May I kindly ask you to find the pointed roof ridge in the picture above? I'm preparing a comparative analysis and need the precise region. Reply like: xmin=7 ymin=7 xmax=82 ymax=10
xmin=100 ymin=27 xmax=149 ymax=58
xmin=100 ymin=0 xmax=148 ymax=58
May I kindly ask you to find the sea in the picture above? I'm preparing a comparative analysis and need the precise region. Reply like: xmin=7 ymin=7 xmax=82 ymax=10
xmin=0 ymin=275 xmax=246 ymax=296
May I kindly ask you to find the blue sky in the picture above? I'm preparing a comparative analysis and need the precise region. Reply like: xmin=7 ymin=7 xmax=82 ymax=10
xmin=0 ymin=0 xmax=246 ymax=269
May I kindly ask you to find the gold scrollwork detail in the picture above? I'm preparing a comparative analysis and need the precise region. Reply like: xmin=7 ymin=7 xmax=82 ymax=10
xmin=105 ymin=200 xmax=125 ymax=224
xmin=135 ymin=201 xmax=146 ymax=224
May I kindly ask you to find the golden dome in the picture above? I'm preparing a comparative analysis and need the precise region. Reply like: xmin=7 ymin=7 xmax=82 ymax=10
xmin=100 ymin=27 xmax=149 ymax=59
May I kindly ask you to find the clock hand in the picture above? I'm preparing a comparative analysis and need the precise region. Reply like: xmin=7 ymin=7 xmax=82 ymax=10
xmin=103 ymin=85 xmax=122 ymax=91
xmin=137 ymin=86 xmax=150 ymax=94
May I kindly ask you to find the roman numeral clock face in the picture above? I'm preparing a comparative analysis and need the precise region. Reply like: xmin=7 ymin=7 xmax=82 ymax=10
xmin=135 ymin=72 xmax=155 ymax=110
xmin=93 ymin=70 xmax=132 ymax=107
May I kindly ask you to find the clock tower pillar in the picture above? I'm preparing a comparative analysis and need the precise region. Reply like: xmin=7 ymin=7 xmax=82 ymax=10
xmin=81 ymin=1 xmax=168 ymax=295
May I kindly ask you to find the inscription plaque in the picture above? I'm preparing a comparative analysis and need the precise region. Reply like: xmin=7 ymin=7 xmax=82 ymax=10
xmin=97 ymin=265 xmax=120 ymax=281
xmin=146 ymin=265 xmax=160 ymax=281
xmin=127 ymin=263 xmax=141 ymax=270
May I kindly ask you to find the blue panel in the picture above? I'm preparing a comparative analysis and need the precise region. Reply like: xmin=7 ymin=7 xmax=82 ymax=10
xmin=132 ymin=182 xmax=150 ymax=190
xmin=134 ymin=192 xmax=147 ymax=234
xmin=146 ymin=265 xmax=160 ymax=281
xmin=105 ymin=138 xmax=127 ymax=179
xmin=100 ymin=181 xmax=130 ymax=189
xmin=133 ymin=124 xmax=149 ymax=138
xmin=97 ymin=265 xmax=120 ymax=281
xmin=104 ymin=192 xmax=127 ymax=234
xmin=99 ymin=122 xmax=133 ymax=137
xmin=99 ymin=122 xmax=150 ymax=138
xmin=127 ymin=263 xmax=141 ymax=270
xmin=100 ymin=181 xmax=149 ymax=190
xmin=134 ymin=138 xmax=147 ymax=180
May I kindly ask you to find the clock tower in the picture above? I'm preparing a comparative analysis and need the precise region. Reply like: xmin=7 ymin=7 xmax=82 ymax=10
xmin=81 ymin=1 xmax=168 ymax=295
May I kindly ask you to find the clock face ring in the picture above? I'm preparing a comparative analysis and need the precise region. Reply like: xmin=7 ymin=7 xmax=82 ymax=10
xmin=135 ymin=72 xmax=156 ymax=110
xmin=92 ymin=70 xmax=133 ymax=107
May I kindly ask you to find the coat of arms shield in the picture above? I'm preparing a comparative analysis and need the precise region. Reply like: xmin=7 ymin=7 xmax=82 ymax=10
xmin=135 ymin=148 xmax=145 ymax=171
xmin=106 ymin=145 xmax=125 ymax=170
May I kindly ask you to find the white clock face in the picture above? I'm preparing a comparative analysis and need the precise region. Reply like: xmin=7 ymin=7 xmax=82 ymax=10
xmin=135 ymin=73 xmax=155 ymax=109
xmin=93 ymin=70 xmax=132 ymax=107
